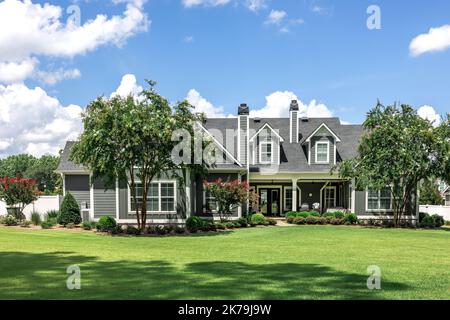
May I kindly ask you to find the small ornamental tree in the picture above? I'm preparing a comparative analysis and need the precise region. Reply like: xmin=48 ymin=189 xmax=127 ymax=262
xmin=204 ymin=179 xmax=258 ymax=221
xmin=0 ymin=176 xmax=38 ymax=220
xmin=58 ymin=192 xmax=82 ymax=226
xmin=419 ymin=179 xmax=444 ymax=205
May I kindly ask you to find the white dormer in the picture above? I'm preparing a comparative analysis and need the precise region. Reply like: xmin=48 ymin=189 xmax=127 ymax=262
xmin=304 ymin=123 xmax=341 ymax=165
xmin=249 ymin=123 xmax=284 ymax=165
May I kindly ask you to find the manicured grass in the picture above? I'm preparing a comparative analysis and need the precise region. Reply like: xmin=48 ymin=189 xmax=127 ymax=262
xmin=0 ymin=225 xmax=449 ymax=299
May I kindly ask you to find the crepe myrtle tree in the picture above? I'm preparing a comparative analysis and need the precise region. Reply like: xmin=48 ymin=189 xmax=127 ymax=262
xmin=204 ymin=178 xmax=258 ymax=221
xmin=0 ymin=176 xmax=39 ymax=220
xmin=334 ymin=102 xmax=450 ymax=227
xmin=71 ymin=80 xmax=209 ymax=233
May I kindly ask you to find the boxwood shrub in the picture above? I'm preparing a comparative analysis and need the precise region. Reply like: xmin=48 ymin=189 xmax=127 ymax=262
xmin=97 ymin=216 xmax=117 ymax=232
xmin=250 ymin=213 xmax=266 ymax=225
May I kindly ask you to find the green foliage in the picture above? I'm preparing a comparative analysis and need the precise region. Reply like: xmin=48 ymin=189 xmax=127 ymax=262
xmin=419 ymin=179 xmax=444 ymax=205
xmin=81 ymin=221 xmax=94 ymax=230
xmin=70 ymin=80 xmax=208 ymax=233
xmin=250 ymin=213 xmax=266 ymax=225
xmin=236 ymin=217 xmax=248 ymax=227
xmin=330 ymin=218 xmax=344 ymax=225
xmin=185 ymin=216 xmax=205 ymax=232
xmin=2 ymin=215 xmax=18 ymax=226
xmin=31 ymin=212 xmax=41 ymax=226
xmin=335 ymin=103 xmax=450 ymax=226
xmin=20 ymin=220 xmax=32 ymax=228
xmin=97 ymin=216 xmax=117 ymax=232
xmin=66 ymin=223 xmax=75 ymax=229
xmin=0 ymin=177 xmax=38 ymax=219
xmin=343 ymin=213 xmax=358 ymax=225
xmin=45 ymin=210 xmax=59 ymax=221
xmin=285 ymin=211 xmax=297 ymax=218
xmin=420 ymin=215 xmax=435 ymax=228
xmin=286 ymin=216 xmax=295 ymax=224
xmin=125 ymin=225 xmax=141 ymax=235
xmin=40 ymin=221 xmax=54 ymax=229
xmin=298 ymin=211 xmax=312 ymax=218
xmin=293 ymin=216 xmax=307 ymax=225
xmin=431 ymin=214 xmax=444 ymax=228
xmin=58 ymin=193 xmax=81 ymax=226
xmin=0 ymin=154 xmax=36 ymax=178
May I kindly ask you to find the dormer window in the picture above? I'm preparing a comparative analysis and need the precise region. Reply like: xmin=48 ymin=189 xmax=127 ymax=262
xmin=315 ymin=141 xmax=329 ymax=163
xmin=260 ymin=141 xmax=273 ymax=164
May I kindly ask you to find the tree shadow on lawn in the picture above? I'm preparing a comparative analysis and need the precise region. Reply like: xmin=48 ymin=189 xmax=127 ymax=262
xmin=0 ymin=251 xmax=409 ymax=300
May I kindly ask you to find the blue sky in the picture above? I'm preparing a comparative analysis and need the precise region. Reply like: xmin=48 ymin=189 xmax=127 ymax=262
xmin=0 ymin=0 xmax=449 ymax=156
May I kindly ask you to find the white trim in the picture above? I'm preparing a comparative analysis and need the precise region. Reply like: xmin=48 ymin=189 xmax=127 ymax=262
xmin=365 ymin=187 xmax=393 ymax=212
xmin=249 ymin=123 xmax=285 ymax=142
xmin=308 ymin=142 xmax=311 ymax=165
xmin=259 ymin=141 xmax=274 ymax=164
xmin=115 ymin=178 xmax=119 ymax=220
xmin=351 ymin=179 xmax=356 ymax=214
xmin=185 ymin=169 xmax=191 ymax=218
xmin=127 ymin=179 xmax=178 ymax=214
xmin=319 ymin=182 xmax=330 ymax=213
xmin=237 ymin=115 xmax=241 ymax=162
xmin=305 ymin=123 xmax=341 ymax=143
xmin=117 ymin=218 xmax=186 ymax=224
xmin=196 ymin=121 xmax=243 ymax=167
xmin=62 ymin=173 xmax=66 ymax=197
xmin=238 ymin=173 xmax=242 ymax=218
xmin=89 ymin=173 xmax=94 ymax=220
xmin=334 ymin=143 xmax=337 ymax=165
xmin=315 ymin=141 xmax=330 ymax=164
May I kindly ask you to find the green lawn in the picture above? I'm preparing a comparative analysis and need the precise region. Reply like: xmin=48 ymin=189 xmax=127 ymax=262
xmin=0 ymin=225 xmax=449 ymax=300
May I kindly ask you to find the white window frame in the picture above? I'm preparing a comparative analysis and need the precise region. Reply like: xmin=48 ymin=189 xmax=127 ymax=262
xmin=365 ymin=187 xmax=393 ymax=212
xmin=284 ymin=187 xmax=294 ymax=212
xmin=259 ymin=141 xmax=273 ymax=164
xmin=127 ymin=180 xmax=177 ymax=214
xmin=315 ymin=141 xmax=330 ymax=164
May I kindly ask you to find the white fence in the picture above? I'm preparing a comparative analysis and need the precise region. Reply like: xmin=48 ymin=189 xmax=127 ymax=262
xmin=0 ymin=195 xmax=61 ymax=220
xmin=419 ymin=205 xmax=450 ymax=221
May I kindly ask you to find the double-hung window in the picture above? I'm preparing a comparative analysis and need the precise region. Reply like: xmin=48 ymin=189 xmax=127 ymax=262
xmin=284 ymin=187 xmax=293 ymax=211
xmin=260 ymin=142 xmax=273 ymax=164
xmin=315 ymin=141 xmax=329 ymax=163
xmin=367 ymin=187 xmax=392 ymax=211
xmin=130 ymin=181 xmax=176 ymax=213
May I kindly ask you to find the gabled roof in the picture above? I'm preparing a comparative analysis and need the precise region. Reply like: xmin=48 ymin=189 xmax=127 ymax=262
xmin=304 ymin=123 xmax=341 ymax=143
xmin=249 ymin=123 xmax=285 ymax=142
xmin=55 ymin=141 xmax=89 ymax=174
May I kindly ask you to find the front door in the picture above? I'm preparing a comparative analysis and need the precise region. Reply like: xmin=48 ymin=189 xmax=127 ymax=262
xmin=259 ymin=188 xmax=281 ymax=216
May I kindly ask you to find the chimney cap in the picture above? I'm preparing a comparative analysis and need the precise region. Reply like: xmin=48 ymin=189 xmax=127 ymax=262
xmin=290 ymin=100 xmax=299 ymax=111
xmin=238 ymin=103 xmax=249 ymax=115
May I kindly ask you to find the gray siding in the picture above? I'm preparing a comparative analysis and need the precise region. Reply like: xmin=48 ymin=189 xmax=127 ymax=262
xmin=93 ymin=178 xmax=116 ymax=218
xmin=255 ymin=135 xmax=280 ymax=165
xmin=64 ymin=175 xmax=90 ymax=209
xmin=239 ymin=115 xmax=248 ymax=164
xmin=290 ymin=112 xmax=298 ymax=143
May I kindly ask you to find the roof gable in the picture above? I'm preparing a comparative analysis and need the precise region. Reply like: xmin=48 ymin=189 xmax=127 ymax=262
xmin=249 ymin=123 xmax=285 ymax=142
xmin=304 ymin=123 xmax=341 ymax=143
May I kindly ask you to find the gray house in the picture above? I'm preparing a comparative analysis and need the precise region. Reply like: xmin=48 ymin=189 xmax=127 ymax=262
xmin=56 ymin=100 xmax=419 ymax=224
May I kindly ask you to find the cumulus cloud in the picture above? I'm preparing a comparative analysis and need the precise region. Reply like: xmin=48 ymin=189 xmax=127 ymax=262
xmin=185 ymin=89 xmax=227 ymax=118
xmin=410 ymin=25 xmax=450 ymax=57
xmin=35 ymin=68 xmax=81 ymax=86
xmin=265 ymin=9 xmax=287 ymax=25
xmin=0 ymin=83 xmax=83 ymax=157
xmin=182 ymin=0 xmax=230 ymax=8
xmin=417 ymin=105 xmax=441 ymax=126
xmin=250 ymin=91 xmax=333 ymax=118
xmin=110 ymin=74 xmax=143 ymax=98
xmin=0 ymin=0 xmax=149 ymax=84
xmin=245 ymin=0 xmax=267 ymax=12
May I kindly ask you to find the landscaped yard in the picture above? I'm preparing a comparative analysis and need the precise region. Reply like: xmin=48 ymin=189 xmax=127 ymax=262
xmin=0 ymin=225 xmax=449 ymax=300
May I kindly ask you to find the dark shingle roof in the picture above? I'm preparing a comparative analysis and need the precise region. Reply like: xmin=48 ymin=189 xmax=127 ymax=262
xmin=56 ymin=141 xmax=88 ymax=173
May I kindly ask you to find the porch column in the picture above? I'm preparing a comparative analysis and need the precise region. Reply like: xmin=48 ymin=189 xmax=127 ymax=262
xmin=292 ymin=178 xmax=298 ymax=212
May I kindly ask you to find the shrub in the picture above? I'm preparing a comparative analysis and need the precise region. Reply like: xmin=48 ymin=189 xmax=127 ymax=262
xmin=419 ymin=212 xmax=428 ymax=223
xmin=286 ymin=216 xmax=295 ymax=224
xmin=343 ymin=213 xmax=358 ymax=225
xmin=309 ymin=211 xmax=320 ymax=217
xmin=421 ymin=215 xmax=435 ymax=228
xmin=185 ymin=216 xmax=205 ymax=232
xmin=316 ymin=217 xmax=327 ymax=225
xmin=322 ymin=212 xmax=335 ymax=218
xmin=31 ymin=212 xmax=41 ymax=226
xmin=40 ymin=221 xmax=54 ymax=229
xmin=297 ymin=212 xmax=310 ymax=218
xmin=334 ymin=211 xmax=345 ymax=219
xmin=66 ymin=223 xmax=76 ymax=229
xmin=215 ymin=222 xmax=226 ymax=230
xmin=431 ymin=214 xmax=444 ymax=228
xmin=81 ymin=221 xmax=93 ymax=230
xmin=248 ymin=221 xmax=257 ymax=227
xmin=58 ymin=193 xmax=81 ymax=226
xmin=236 ymin=217 xmax=248 ymax=227
xmin=266 ymin=218 xmax=277 ymax=226
xmin=250 ymin=213 xmax=266 ymax=225
xmin=445 ymin=220 xmax=450 ymax=226
xmin=45 ymin=210 xmax=60 ymax=221
xmin=293 ymin=216 xmax=306 ymax=225
xmin=225 ymin=221 xmax=235 ymax=229
xmin=330 ymin=218 xmax=343 ymax=225
xmin=286 ymin=211 xmax=298 ymax=218
xmin=20 ymin=220 xmax=32 ymax=228
xmin=174 ymin=226 xmax=186 ymax=234
xmin=3 ymin=215 xmax=18 ymax=226
xmin=305 ymin=216 xmax=319 ymax=224
xmin=125 ymin=225 xmax=140 ymax=235
xmin=111 ymin=225 xmax=123 ymax=235
xmin=97 ymin=216 xmax=117 ymax=232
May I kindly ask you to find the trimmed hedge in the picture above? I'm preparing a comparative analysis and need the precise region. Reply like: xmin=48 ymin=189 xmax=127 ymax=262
xmin=250 ymin=213 xmax=266 ymax=225
xmin=58 ymin=193 xmax=81 ymax=226
xmin=97 ymin=216 xmax=117 ymax=232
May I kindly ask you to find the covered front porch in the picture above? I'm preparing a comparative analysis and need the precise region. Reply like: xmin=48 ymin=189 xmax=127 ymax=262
xmin=249 ymin=173 xmax=353 ymax=216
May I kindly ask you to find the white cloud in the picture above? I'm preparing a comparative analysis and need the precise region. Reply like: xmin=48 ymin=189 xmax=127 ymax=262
xmin=0 ymin=83 xmax=83 ymax=157
xmin=182 ymin=0 xmax=231 ymax=8
xmin=418 ymin=105 xmax=441 ymax=126
xmin=265 ymin=9 xmax=287 ymax=25
xmin=35 ymin=68 xmax=81 ymax=85
xmin=245 ymin=0 xmax=267 ymax=12
xmin=409 ymin=25 xmax=450 ymax=57
xmin=185 ymin=89 xmax=227 ymax=118
xmin=184 ymin=35 xmax=195 ymax=43
xmin=0 ymin=58 xmax=37 ymax=84
xmin=250 ymin=91 xmax=333 ymax=118
xmin=279 ymin=27 xmax=290 ymax=33
xmin=0 ymin=0 xmax=149 ymax=84
xmin=110 ymin=74 xmax=143 ymax=98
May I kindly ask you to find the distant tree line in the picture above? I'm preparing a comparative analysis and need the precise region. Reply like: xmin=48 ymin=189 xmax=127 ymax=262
xmin=0 ymin=154 xmax=61 ymax=194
